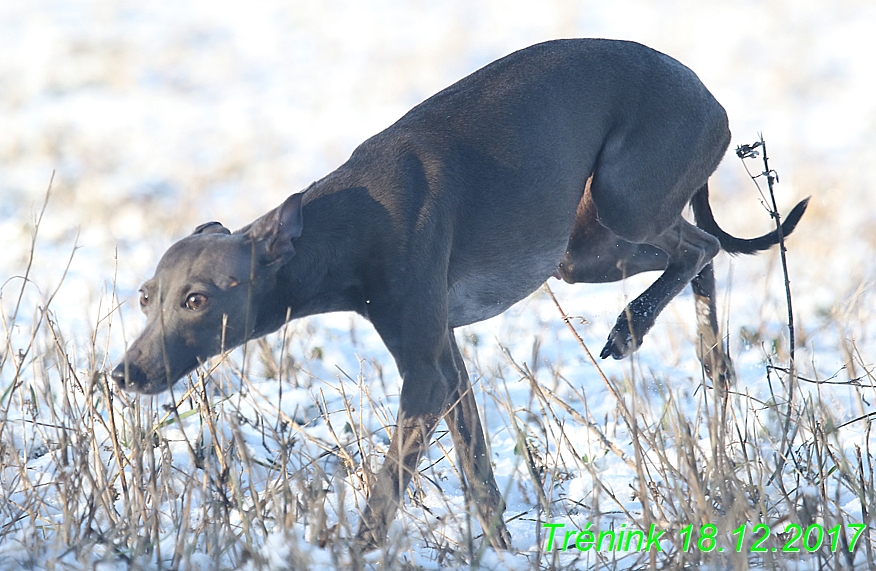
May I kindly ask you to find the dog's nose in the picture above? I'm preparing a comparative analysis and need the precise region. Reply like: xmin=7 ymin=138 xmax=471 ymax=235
xmin=110 ymin=363 xmax=127 ymax=390
xmin=111 ymin=360 xmax=153 ymax=393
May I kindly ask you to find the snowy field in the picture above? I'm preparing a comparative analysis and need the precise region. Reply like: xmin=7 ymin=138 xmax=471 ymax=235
xmin=2 ymin=1 xmax=876 ymax=569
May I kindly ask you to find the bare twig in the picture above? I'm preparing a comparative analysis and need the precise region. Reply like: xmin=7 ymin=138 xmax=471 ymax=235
xmin=736 ymin=135 xmax=798 ymax=480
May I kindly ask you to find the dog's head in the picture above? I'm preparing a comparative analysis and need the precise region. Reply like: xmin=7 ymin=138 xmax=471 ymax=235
xmin=112 ymin=193 xmax=303 ymax=394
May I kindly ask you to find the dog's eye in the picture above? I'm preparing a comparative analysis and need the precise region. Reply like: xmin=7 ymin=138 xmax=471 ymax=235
xmin=139 ymin=290 xmax=149 ymax=308
xmin=185 ymin=293 xmax=207 ymax=311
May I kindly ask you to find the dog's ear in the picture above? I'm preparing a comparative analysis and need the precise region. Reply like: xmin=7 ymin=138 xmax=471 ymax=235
xmin=246 ymin=193 xmax=304 ymax=262
xmin=192 ymin=221 xmax=231 ymax=235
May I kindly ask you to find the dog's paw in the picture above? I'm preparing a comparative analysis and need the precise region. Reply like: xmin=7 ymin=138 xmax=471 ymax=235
xmin=496 ymin=525 xmax=513 ymax=550
xmin=600 ymin=318 xmax=638 ymax=360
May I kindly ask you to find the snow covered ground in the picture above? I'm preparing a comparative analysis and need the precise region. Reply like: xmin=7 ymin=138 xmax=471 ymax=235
xmin=2 ymin=1 xmax=876 ymax=569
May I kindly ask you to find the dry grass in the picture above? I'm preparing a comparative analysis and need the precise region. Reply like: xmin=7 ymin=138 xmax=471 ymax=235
xmin=2 ymin=188 xmax=875 ymax=570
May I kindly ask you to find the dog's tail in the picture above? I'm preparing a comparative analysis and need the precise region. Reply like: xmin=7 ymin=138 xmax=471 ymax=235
xmin=691 ymin=184 xmax=809 ymax=255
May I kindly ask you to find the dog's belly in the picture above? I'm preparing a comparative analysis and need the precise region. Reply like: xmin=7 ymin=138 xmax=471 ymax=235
xmin=447 ymin=245 xmax=565 ymax=328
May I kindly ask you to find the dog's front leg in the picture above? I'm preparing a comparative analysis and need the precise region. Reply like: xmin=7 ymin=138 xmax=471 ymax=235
xmin=444 ymin=335 xmax=511 ymax=549
xmin=355 ymin=310 xmax=453 ymax=549
xmin=355 ymin=408 xmax=441 ymax=549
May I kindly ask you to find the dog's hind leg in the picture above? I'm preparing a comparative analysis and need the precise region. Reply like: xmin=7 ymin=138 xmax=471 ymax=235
xmin=557 ymin=176 xmax=669 ymax=284
xmin=690 ymin=261 xmax=733 ymax=389
xmin=600 ymin=218 xmax=721 ymax=360
xmin=559 ymin=181 xmax=733 ymax=383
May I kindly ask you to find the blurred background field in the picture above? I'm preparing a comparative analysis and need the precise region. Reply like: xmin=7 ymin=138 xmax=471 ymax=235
xmin=2 ymin=1 xmax=876 ymax=569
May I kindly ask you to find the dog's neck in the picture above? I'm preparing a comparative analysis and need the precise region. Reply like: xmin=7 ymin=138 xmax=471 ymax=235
xmin=251 ymin=180 xmax=382 ymax=336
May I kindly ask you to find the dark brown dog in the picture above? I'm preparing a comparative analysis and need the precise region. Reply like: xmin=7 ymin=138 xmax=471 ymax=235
xmin=113 ymin=39 xmax=807 ymax=548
